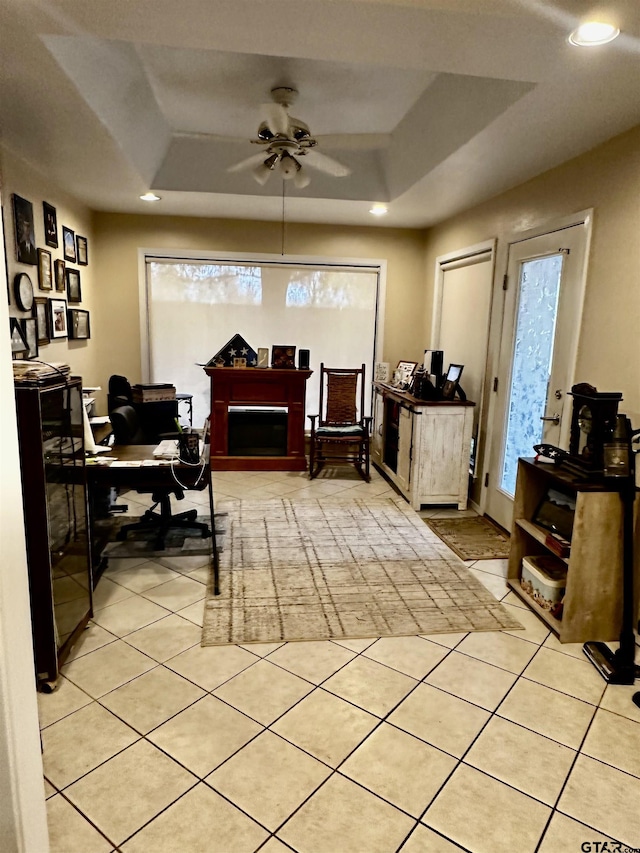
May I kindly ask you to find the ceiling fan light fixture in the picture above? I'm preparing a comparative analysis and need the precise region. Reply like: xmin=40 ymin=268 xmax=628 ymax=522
xmin=252 ymin=164 xmax=273 ymax=186
xmin=279 ymin=152 xmax=299 ymax=180
xmin=252 ymin=152 xmax=279 ymax=186
xmin=257 ymin=121 xmax=275 ymax=141
xmin=569 ymin=21 xmax=620 ymax=46
xmin=293 ymin=169 xmax=311 ymax=189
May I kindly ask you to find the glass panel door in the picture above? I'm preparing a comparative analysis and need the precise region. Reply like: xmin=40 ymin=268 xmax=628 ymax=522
xmin=484 ymin=219 xmax=590 ymax=531
xmin=500 ymin=255 xmax=563 ymax=496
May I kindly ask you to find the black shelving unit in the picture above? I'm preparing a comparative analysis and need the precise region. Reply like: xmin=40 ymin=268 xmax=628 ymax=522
xmin=14 ymin=375 xmax=93 ymax=690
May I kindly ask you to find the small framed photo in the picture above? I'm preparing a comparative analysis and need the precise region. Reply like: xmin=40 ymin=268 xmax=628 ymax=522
xmin=66 ymin=268 xmax=82 ymax=303
xmin=233 ymin=357 xmax=246 ymax=368
xmin=10 ymin=317 xmax=29 ymax=355
xmin=33 ymin=297 xmax=50 ymax=345
xmin=62 ymin=226 xmax=76 ymax=262
xmin=43 ymin=201 xmax=58 ymax=248
xmin=374 ymin=362 xmax=390 ymax=383
xmin=68 ymin=309 xmax=90 ymax=340
xmin=393 ymin=360 xmax=418 ymax=388
xmin=441 ymin=363 xmax=464 ymax=400
xmin=37 ymin=248 xmax=53 ymax=291
xmin=21 ymin=317 xmax=38 ymax=359
xmin=76 ymin=235 xmax=88 ymax=265
xmin=256 ymin=347 xmax=269 ymax=368
xmin=12 ymin=194 xmax=37 ymax=265
xmin=54 ymin=259 xmax=66 ymax=292
xmin=49 ymin=298 xmax=68 ymax=339
xmin=271 ymin=345 xmax=296 ymax=369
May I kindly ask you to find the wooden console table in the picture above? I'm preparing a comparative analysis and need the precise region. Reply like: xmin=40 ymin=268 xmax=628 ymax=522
xmin=204 ymin=367 xmax=312 ymax=471
xmin=372 ymin=382 xmax=475 ymax=509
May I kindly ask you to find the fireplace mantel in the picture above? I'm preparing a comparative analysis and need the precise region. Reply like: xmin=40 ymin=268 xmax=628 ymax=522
xmin=204 ymin=366 xmax=312 ymax=471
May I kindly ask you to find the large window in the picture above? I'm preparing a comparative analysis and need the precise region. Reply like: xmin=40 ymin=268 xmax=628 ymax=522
xmin=145 ymin=257 xmax=382 ymax=428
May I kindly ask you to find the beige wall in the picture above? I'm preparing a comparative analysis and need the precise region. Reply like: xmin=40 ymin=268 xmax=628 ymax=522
xmin=4 ymin=123 xmax=639 ymax=419
xmin=422 ymin=125 xmax=640 ymax=420
xmin=1 ymin=148 xmax=100 ymax=390
xmin=91 ymin=214 xmax=426 ymax=411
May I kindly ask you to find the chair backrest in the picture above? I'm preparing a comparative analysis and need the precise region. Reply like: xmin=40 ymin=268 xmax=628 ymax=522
xmin=319 ymin=364 xmax=366 ymax=426
xmin=109 ymin=405 xmax=147 ymax=445
xmin=107 ymin=374 xmax=133 ymax=412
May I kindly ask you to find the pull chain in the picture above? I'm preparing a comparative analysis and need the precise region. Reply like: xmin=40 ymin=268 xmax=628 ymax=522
xmin=281 ymin=180 xmax=286 ymax=256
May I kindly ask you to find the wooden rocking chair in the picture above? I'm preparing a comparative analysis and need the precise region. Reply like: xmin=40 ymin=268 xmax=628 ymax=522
xmin=308 ymin=363 xmax=372 ymax=482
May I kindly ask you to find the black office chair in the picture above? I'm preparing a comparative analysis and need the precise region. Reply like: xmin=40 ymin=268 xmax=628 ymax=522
xmin=108 ymin=374 xmax=133 ymax=413
xmin=109 ymin=405 xmax=210 ymax=550
xmin=109 ymin=404 xmax=148 ymax=445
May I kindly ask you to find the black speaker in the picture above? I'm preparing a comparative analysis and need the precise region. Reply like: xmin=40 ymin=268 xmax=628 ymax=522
xmin=298 ymin=349 xmax=310 ymax=369
xmin=430 ymin=350 xmax=444 ymax=385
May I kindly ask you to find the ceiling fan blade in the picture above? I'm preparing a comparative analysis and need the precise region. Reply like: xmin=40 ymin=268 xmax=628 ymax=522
xmin=227 ymin=152 xmax=272 ymax=173
xmin=300 ymin=149 xmax=351 ymax=177
xmin=174 ymin=131 xmax=246 ymax=144
xmin=262 ymin=103 xmax=290 ymax=137
xmin=315 ymin=133 xmax=391 ymax=151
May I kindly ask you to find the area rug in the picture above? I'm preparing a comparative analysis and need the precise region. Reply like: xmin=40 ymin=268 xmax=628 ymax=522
xmin=201 ymin=498 xmax=521 ymax=646
xmin=423 ymin=516 xmax=510 ymax=561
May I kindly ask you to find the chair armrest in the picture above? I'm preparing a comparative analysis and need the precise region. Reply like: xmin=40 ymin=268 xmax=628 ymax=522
xmin=308 ymin=414 xmax=319 ymax=434
xmin=362 ymin=416 xmax=373 ymax=434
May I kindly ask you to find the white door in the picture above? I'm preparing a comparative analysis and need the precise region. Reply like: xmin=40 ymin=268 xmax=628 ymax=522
xmin=485 ymin=220 xmax=590 ymax=529
xmin=432 ymin=242 xmax=495 ymax=505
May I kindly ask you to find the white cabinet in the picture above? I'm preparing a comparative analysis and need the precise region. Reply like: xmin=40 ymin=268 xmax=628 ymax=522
xmin=372 ymin=383 xmax=475 ymax=510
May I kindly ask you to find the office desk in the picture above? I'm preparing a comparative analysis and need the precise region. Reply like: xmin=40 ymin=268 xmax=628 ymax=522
xmin=87 ymin=445 xmax=220 ymax=595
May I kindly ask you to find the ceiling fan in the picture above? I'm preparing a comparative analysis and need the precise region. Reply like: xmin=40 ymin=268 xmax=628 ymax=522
xmin=227 ymin=87 xmax=351 ymax=188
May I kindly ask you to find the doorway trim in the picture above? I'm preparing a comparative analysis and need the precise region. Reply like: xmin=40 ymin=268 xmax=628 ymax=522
xmin=480 ymin=209 xmax=594 ymax=517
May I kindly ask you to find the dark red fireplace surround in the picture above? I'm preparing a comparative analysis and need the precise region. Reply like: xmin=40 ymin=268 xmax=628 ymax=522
xmin=204 ymin=366 xmax=312 ymax=471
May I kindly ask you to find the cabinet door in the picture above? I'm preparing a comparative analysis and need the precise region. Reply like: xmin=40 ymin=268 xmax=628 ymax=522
xmin=396 ymin=405 xmax=413 ymax=492
xmin=371 ymin=390 xmax=384 ymax=464
xmin=416 ymin=410 xmax=467 ymax=500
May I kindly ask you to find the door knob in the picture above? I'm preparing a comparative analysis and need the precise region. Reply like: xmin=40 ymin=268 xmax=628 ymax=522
xmin=540 ymin=414 xmax=560 ymax=425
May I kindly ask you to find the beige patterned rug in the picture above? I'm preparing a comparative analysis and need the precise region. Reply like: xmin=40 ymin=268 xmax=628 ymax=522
xmin=201 ymin=498 xmax=521 ymax=646
xmin=423 ymin=516 xmax=510 ymax=561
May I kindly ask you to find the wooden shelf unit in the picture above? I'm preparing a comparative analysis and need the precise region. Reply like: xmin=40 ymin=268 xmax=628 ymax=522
xmin=508 ymin=457 xmax=639 ymax=643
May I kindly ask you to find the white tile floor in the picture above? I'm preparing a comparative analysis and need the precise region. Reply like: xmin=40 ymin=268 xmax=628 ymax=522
xmin=40 ymin=468 xmax=640 ymax=853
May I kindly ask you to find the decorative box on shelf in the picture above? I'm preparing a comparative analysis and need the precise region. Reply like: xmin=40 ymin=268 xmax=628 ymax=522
xmin=520 ymin=554 xmax=567 ymax=618
xmin=131 ymin=383 xmax=176 ymax=403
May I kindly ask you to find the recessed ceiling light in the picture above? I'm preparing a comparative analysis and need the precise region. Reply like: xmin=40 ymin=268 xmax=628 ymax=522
xmin=569 ymin=21 xmax=620 ymax=46
xmin=140 ymin=192 xmax=161 ymax=202
xmin=369 ymin=204 xmax=388 ymax=217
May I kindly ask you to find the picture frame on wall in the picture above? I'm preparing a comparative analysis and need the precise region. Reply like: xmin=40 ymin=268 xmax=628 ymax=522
xmin=68 ymin=309 xmax=90 ymax=340
xmin=21 ymin=317 xmax=38 ymax=359
xmin=76 ymin=235 xmax=88 ymax=265
xmin=49 ymin=297 xmax=68 ymax=339
xmin=33 ymin=297 xmax=50 ymax=345
xmin=10 ymin=317 xmax=29 ymax=355
xmin=12 ymin=194 xmax=37 ymax=265
xmin=43 ymin=201 xmax=58 ymax=248
xmin=62 ymin=226 xmax=76 ymax=262
xmin=37 ymin=248 xmax=53 ymax=291
xmin=66 ymin=268 xmax=81 ymax=303
xmin=54 ymin=259 xmax=66 ymax=292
